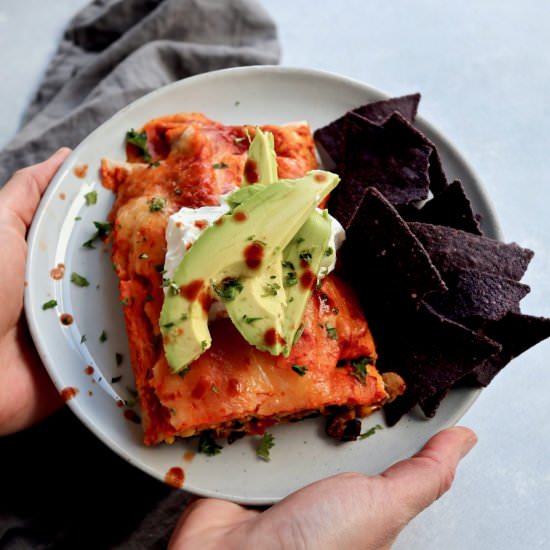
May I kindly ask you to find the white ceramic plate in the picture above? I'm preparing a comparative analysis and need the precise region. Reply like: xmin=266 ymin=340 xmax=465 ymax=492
xmin=25 ymin=66 xmax=500 ymax=505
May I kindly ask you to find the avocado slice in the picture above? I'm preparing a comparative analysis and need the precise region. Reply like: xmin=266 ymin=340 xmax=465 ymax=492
xmin=160 ymin=170 xmax=339 ymax=373
xmin=241 ymin=128 xmax=278 ymax=186
xmin=281 ymin=209 xmax=332 ymax=352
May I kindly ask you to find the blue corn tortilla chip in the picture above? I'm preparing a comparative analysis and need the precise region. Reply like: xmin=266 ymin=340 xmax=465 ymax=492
xmin=330 ymin=112 xmax=433 ymax=227
xmin=404 ymin=180 xmax=482 ymax=235
xmin=379 ymin=303 xmax=501 ymax=425
xmin=468 ymin=313 xmax=550 ymax=386
xmin=314 ymin=93 xmax=421 ymax=166
xmin=424 ymin=268 xmax=530 ymax=324
xmin=409 ymin=222 xmax=533 ymax=281
xmin=340 ymin=186 xmax=446 ymax=311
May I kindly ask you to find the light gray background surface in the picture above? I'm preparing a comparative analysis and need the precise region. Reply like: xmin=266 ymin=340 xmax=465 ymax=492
xmin=1 ymin=1 xmax=549 ymax=548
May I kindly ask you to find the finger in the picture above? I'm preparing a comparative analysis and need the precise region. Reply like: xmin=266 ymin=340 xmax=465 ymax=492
xmin=380 ymin=426 xmax=477 ymax=521
xmin=0 ymin=147 xmax=72 ymax=229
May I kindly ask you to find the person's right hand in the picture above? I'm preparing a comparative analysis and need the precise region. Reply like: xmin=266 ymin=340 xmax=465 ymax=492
xmin=170 ymin=426 xmax=477 ymax=549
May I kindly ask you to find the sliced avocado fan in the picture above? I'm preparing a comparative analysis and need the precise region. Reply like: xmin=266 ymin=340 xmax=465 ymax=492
xmin=159 ymin=170 xmax=339 ymax=373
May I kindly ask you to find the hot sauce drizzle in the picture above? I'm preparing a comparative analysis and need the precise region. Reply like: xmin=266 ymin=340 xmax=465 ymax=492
xmin=243 ymin=242 xmax=264 ymax=269
xmin=244 ymin=159 xmax=259 ymax=183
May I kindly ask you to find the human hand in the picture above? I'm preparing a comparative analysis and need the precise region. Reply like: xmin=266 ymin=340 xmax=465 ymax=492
xmin=169 ymin=426 xmax=477 ymax=550
xmin=0 ymin=148 xmax=72 ymax=436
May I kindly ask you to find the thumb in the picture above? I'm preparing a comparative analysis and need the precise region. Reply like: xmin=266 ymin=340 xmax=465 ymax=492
xmin=0 ymin=147 xmax=72 ymax=230
xmin=380 ymin=426 xmax=477 ymax=522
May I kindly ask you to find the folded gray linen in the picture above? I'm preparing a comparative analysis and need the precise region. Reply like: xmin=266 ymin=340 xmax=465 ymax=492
xmin=0 ymin=0 xmax=279 ymax=185
xmin=0 ymin=1 xmax=278 ymax=548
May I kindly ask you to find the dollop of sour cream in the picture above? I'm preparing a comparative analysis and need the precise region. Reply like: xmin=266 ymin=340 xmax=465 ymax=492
xmin=163 ymin=200 xmax=345 ymax=318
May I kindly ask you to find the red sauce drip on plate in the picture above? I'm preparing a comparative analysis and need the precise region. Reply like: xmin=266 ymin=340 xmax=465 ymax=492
xmin=165 ymin=467 xmax=185 ymax=488
xmin=180 ymin=279 xmax=204 ymax=301
xmin=60 ymin=313 xmax=74 ymax=326
xmin=60 ymin=387 xmax=79 ymax=402
xmin=74 ymin=164 xmax=88 ymax=178
xmin=84 ymin=366 xmax=94 ymax=375
xmin=243 ymin=242 xmax=264 ymax=269
xmin=183 ymin=451 xmax=195 ymax=462
xmin=50 ymin=263 xmax=65 ymax=280
xmin=244 ymin=159 xmax=259 ymax=183
xmin=194 ymin=219 xmax=208 ymax=230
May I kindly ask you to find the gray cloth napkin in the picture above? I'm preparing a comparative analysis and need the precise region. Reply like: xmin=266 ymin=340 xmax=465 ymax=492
xmin=0 ymin=0 xmax=279 ymax=186
xmin=0 ymin=0 xmax=278 ymax=548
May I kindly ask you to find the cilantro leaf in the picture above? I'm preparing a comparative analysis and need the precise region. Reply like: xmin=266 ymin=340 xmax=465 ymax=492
xmin=71 ymin=272 xmax=90 ymax=287
xmin=212 ymin=278 xmax=243 ymax=301
xmin=126 ymin=129 xmax=152 ymax=162
xmin=198 ymin=431 xmax=223 ymax=456
xmin=359 ymin=424 xmax=383 ymax=440
xmin=84 ymin=190 xmax=97 ymax=206
xmin=291 ymin=364 xmax=308 ymax=376
xmin=42 ymin=299 xmax=57 ymax=310
xmin=350 ymin=356 xmax=374 ymax=384
xmin=256 ymin=432 xmax=275 ymax=461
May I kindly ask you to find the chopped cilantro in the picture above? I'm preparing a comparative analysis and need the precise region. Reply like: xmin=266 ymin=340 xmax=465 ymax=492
xmin=212 ymin=162 xmax=229 ymax=169
xmin=284 ymin=271 xmax=298 ymax=287
xmin=111 ymin=376 xmax=122 ymax=384
xmin=262 ymin=282 xmax=280 ymax=297
xmin=359 ymin=424 xmax=383 ymax=440
xmin=282 ymin=260 xmax=295 ymax=270
xmin=325 ymin=323 xmax=338 ymax=340
xmin=71 ymin=272 xmax=90 ymax=287
xmin=350 ymin=356 xmax=374 ymax=384
xmin=115 ymin=353 xmax=123 ymax=366
xmin=84 ymin=190 xmax=97 ymax=206
xmin=325 ymin=246 xmax=334 ymax=257
xmin=149 ymin=161 xmax=160 ymax=167
xmin=162 ymin=279 xmax=180 ymax=296
xmin=126 ymin=129 xmax=151 ymax=161
xmin=291 ymin=364 xmax=308 ymax=376
xmin=212 ymin=278 xmax=243 ymax=301
xmin=147 ymin=197 xmax=166 ymax=212
xmin=82 ymin=220 xmax=111 ymax=249
xmin=99 ymin=330 xmax=108 ymax=343
xmin=198 ymin=431 xmax=223 ymax=456
xmin=42 ymin=299 xmax=57 ymax=310
xmin=201 ymin=340 xmax=208 ymax=350
xmin=256 ymin=432 xmax=275 ymax=461
xmin=242 ymin=315 xmax=263 ymax=324
xmin=299 ymin=249 xmax=313 ymax=264
xmin=80 ymin=334 xmax=87 ymax=344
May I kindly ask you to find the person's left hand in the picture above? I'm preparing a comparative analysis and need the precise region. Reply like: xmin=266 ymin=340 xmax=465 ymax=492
xmin=0 ymin=148 xmax=72 ymax=435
